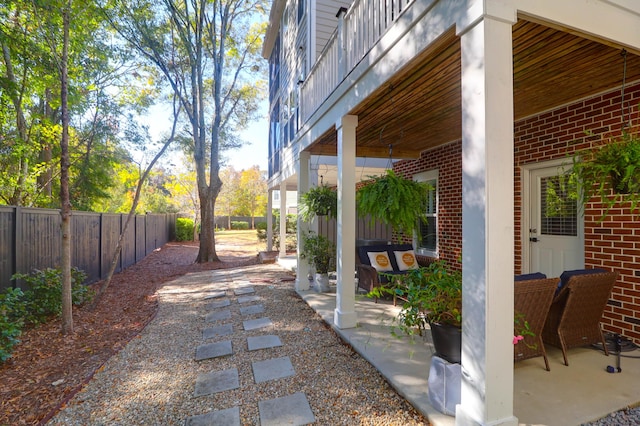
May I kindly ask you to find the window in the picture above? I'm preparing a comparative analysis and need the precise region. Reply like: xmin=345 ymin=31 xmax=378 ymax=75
xmin=297 ymin=0 xmax=304 ymax=23
xmin=414 ymin=170 xmax=438 ymax=256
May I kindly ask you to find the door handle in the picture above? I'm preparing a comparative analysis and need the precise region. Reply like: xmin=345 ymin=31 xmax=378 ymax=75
xmin=529 ymin=237 xmax=539 ymax=242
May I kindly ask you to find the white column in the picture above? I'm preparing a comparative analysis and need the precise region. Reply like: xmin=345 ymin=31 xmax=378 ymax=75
xmin=296 ymin=151 xmax=311 ymax=291
xmin=266 ymin=189 xmax=273 ymax=252
xmin=279 ymin=181 xmax=287 ymax=259
xmin=456 ymin=15 xmax=517 ymax=426
xmin=334 ymin=114 xmax=358 ymax=329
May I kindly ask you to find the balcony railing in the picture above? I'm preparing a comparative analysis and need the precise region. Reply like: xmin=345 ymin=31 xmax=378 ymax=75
xmin=300 ymin=0 xmax=415 ymax=124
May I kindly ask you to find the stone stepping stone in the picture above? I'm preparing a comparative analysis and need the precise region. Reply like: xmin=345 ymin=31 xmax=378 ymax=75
xmin=206 ymin=299 xmax=231 ymax=309
xmin=185 ymin=406 xmax=240 ymax=426
xmin=195 ymin=340 xmax=233 ymax=361
xmin=194 ymin=368 xmax=239 ymax=397
xmin=234 ymin=286 xmax=255 ymax=296
xmin=204 ymin=290 xmax=226 ymax=300
xmin=243 ymin=317 xmax=273 ymax=331
xmin=238 ymin=295 xmax=261 ymax=304
xmin=252 ymin=356 xmax=295 ymax=383
xmin=205 ymin=309 xmax=231 ymax=322
xmin=240 ymin=304 xmax=265 ymax=316
xmin=258 ymin=392 xmax=315 ymax=426
xmin=248 ymin=335 xmax=283 ymax=351
xmin=203 ymin=324 xmax=233 ymax=339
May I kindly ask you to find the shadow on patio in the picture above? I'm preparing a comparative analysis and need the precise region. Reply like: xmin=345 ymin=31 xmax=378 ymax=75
xmin=296 ymin=285 xmax=640 ymax=426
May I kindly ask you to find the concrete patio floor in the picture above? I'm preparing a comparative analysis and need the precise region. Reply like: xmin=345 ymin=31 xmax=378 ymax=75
xmin=294 ymin=281 xmax=640 ymax=426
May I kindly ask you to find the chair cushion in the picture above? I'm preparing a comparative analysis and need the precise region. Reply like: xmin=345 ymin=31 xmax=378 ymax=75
xmin=515 ymin=272 xmax=547 ymax=282
xmin=367 ymin=251 xmax=394 ymax=272
xmin=394 ymin=249 xmax=419 ymax=271
xmin=557 ymin=268 xmax=608 ymax=294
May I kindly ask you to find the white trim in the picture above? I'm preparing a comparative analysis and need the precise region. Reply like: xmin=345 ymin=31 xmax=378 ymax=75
xmin=414 ymin=169 xmax=439 ymax=258
xmin=519 ymin=157 xmax=583 ymax=274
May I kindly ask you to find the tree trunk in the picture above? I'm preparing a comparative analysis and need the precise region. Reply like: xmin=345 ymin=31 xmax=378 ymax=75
xmin=59 ymin=0 xmax=73 ymax=335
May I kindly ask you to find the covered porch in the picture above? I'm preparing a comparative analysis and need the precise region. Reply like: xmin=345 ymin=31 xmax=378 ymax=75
xmin=295 ymin=286 xmax=640 ymax=426
xmin=271 ymin=0 xmax=640 ymax=424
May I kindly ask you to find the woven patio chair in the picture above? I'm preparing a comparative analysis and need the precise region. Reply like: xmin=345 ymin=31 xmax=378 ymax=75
xmin=514 ymin=277 xmax=558 ymax=371
xmin=542 ymin=270 xmax=618 ymax=366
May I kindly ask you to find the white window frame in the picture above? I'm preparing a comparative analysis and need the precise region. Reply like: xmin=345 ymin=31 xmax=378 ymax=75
xmin=414 ymin=169 xmax=438 ymax=258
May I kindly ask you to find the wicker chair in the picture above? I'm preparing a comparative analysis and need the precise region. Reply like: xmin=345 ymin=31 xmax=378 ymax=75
xmin=542 ymin=270 xmax=618 ymax=366
xmin=514 ymin=277 xmax=558 ymax=371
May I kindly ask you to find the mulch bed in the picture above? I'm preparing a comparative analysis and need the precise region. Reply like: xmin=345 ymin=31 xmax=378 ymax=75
xmin=0 ymin=242 xmax=259 ymax=426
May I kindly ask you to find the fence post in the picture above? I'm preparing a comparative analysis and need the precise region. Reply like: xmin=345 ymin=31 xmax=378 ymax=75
xmin=336 ymin=7 xmax=348 ymax=83
xmin=12 ymin=206 xmax=21 ymax=288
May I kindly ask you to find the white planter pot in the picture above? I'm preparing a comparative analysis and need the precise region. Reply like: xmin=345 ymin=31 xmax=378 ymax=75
xmin=314 ymin=273 xmax=331 ymax=292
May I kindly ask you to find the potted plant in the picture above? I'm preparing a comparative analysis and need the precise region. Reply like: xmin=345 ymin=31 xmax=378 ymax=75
xmin=300 ymin=231 xmax=336 ymax=292
xmin=369 ymin=260 xmax=462 ymax=363
xmin=356 ymin=170 xmax=432 ymax=234
xmin=298 ymin=184 xmax=338 ymax=222
xmin=558 ymin=130 xmax=640 ymax=219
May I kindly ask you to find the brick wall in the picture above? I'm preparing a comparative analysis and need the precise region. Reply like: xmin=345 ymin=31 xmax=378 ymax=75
xmin=393 ymin=81 xmax=640 ymax=342
xmin=393 ymin=141 xmax=463 ymax=268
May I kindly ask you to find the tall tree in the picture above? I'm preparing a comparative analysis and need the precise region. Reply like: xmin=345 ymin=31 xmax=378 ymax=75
xmin=237 ymin=166 xmax=267 ymax=228
xmin=104 ymin=0 xmax=267 ymax=262
xmin=217 ymin=166 xmax=241 ymax=229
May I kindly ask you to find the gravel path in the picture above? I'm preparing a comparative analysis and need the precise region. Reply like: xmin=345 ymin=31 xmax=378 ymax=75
xmin=48 ymin=264 xmax=428 ymax=425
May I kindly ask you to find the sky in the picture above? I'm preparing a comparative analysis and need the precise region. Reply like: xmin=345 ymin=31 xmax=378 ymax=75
xmin=142 ymin=101 xmax=269 ymax=173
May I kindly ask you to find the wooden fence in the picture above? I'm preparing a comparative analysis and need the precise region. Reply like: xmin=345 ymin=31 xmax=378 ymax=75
xmin=0 ymin=206 xmax=177 ymax=291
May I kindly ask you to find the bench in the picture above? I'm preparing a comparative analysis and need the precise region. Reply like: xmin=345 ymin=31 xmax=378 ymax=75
xmin=356 ymin=243 xmax=434 ymax=302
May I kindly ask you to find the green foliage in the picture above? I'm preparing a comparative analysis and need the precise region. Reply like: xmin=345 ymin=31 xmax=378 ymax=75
xmin=255 ymin=221 xmax=267 ymax=231
xmin=368 ymin=260 xmax=462 ymax=337
xmin=176 ymin=217 xmax=194 ymax=241
xmin=561 ymin=130 xmax=640 ymax=220
xmin=356 ymin=170 xmax=432 ymax=235
xmin=12 ymin=267 xmax=92 ymax=326
xmin=231 ymin=221 xmax=249 ymax=230
xmin=299 ymin=184 xmax=337 ymax=221
xmin=300 ymin=232 xmax=335 ymax=274
xmin=1 ymin=267 xmax=91 ymax=362
xmin=0 ymin=288 xmax=26 ymax=362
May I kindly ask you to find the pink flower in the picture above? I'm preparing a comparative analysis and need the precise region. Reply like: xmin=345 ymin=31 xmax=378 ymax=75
xmin=513 ymin=335 xmax=524 ymax=345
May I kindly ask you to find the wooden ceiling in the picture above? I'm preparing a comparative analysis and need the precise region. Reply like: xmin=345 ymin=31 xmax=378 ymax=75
xmin=307 ymin=19 xmax=640 ymax=159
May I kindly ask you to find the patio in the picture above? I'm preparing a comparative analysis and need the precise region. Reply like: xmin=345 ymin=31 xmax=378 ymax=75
xmin=292 ymin=278 xmax=640 ymax=426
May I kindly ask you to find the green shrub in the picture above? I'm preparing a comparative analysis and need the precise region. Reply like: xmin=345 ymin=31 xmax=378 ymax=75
xmin=231 ymin=221 xmax=249 ymax=230
xmin=12 ymin=267 xmax=91 ymax=326
xmin=176 ymin=217 xmax=195 ymax=241
xmin=256 ymin=222 xmax=268 ymax=231
xmin=0 ymin=288 xmax=26 ymax=362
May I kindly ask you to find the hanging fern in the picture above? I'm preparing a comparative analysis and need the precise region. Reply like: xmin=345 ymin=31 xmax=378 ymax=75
xmin=356 ymin=170 xmax=431 ymax=235
xmin=298 ymin=184 xmax=338 ymax=222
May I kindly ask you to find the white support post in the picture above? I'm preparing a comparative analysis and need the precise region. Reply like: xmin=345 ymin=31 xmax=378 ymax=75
xmin=296 ymin=151 xmax=311 ymax=291
xmin=334 ymin=114 xmax=358 ymax=329
xmin=266 ymin=189 xmax=273 ymax=252
xmin=456 ymin=15 xmax=517 ymax=426
xmin=279 ymin=181 xmax=287 ymax=259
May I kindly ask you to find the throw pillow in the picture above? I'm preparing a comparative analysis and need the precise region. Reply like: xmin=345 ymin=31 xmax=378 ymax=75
xmin=367 ymin=251 xmax=394 ymax=272
xmin=394 ymin=250 xmax=418 ymax=271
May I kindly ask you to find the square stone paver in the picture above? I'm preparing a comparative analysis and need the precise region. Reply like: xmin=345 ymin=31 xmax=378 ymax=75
xmin=194 ymin=368 xmax=239 ymax=397
xmin=203 ymin=324 xmax=233 ymax=339
xmin=247 ymin=335 xmax=283 ymax=351
xmin=204 ymin=291 xmax=226 ymax=300
xmin=252 ymin=356 xmax=295 ymax=383
xmin=185 ymin=407 xmax=240 ymax=426
xmin=238 ymin=295 xmax=261 ymax=304
xmin=205 ymin=309 xmax=232 ymax=322
xmin=195 ymin=340 xmax=233 ymax=361
xmin=258 ymin=392 xmax=315 ymax=426
xmin=240 ymin=304 xmax=265 ymax=316
xmin=206 ymin=299 xmax=231 ymax=309
xmin=243 ymin=317 xmax=273 ymax=331
xmin=234 ymin=286 xmax=255 ymax=296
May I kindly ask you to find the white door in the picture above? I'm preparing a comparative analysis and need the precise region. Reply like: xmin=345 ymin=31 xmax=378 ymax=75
xmin=528 ymin=165 xmax=584 ymax=277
